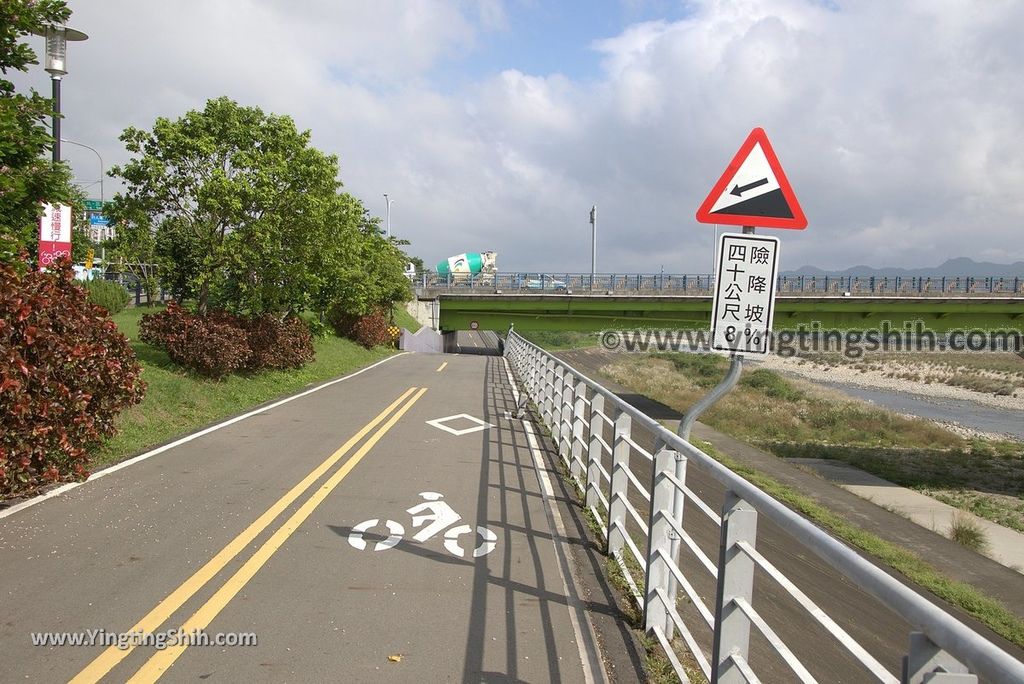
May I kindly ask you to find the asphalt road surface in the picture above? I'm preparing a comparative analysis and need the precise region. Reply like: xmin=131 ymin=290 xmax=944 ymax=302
xmin=0 ymin=353 xmax=612 ymax=683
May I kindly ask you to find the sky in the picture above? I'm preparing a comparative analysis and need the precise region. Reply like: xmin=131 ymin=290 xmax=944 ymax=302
xmin=15 ymin=0 xmax=1024 ymax=273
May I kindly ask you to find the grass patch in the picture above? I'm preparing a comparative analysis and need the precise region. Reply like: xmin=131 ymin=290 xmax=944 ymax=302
xmin=926 ymin=490 xmax=1024 ymax=534
xmin=694 ymin=440 xmax=1024 ymax=649
xmin=391 ymin=303 xmax=421 ymax=332
xmin=606 ymin=355 xmax=965 ymax=450
xmin=602 ymin=354 xmax=1024 ymax=531
xmin=518 ymin=330 xmax=599 ymax=350
xmin=92 ymin=305 xmax=395 ymax=470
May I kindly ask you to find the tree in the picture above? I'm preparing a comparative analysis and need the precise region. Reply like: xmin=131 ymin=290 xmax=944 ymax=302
xmin=109 ymin=97 xmax=340 ymax=315
xmin=105 ymin=200 xmax=160 ymax=302
xmin=316 ymin=201 xmax=411 ymax=318
xmin=0 ymin=0 xmax=82 ymax=266
xmin=408 ymin=255 xmax=429 ymax=275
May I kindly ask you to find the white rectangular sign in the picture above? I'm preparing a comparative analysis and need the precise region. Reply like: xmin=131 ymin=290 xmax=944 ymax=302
xmin=39 ymin=202 xmax=72 ymax=243
xmin=710 ymin=233 xmax=780 ymax=355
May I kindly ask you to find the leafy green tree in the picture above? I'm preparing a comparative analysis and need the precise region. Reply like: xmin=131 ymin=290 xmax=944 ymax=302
xmin=0 ymin=0 xmax=83 ymax=266
xmin=408 ymin=255 xmax=429 ymax=275
xmin=105 ymin=200 xmax=160 ymax=302
xmin=109 ymin=97 xmax=340 ymax=315
xmin=317 ymin=203 xmax=411 ymax=318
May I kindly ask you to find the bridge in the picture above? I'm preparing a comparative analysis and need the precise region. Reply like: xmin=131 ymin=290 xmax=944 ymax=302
xmin=417 ymin=271 xmax=1024 ymax=298
xmin=405 ymin=271 xmax=1024 ymax=335
xmin=4 ymin=335 xmax=1023 ymax=682
xmin=431 ymin=293 xmax=1024 ymax=334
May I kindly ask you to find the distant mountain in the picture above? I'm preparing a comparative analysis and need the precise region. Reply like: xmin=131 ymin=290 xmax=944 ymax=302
xmin=782 ymin=258 xmax=1024 ymax=278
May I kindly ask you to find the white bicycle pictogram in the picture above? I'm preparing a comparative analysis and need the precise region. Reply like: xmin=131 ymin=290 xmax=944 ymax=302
xmin=348 ymin=492 xmax=498 ymax=558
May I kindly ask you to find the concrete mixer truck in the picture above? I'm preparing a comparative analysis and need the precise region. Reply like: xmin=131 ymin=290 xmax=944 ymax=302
xmin=435 ymin=251 xmax=497 ymax=285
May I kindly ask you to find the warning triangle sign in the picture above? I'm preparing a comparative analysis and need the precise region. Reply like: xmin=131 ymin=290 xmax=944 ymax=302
xmin=696 ymin=128 xmax=807 ymax=229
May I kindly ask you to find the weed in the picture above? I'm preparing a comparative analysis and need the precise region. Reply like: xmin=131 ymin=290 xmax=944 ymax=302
xmin=949 ymin=514 xmax=989 ymax=553
xmin=740 ymin=368 xmax=806 ymax=401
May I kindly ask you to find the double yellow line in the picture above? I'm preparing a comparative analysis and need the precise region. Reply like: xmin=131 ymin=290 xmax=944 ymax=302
xmin=73 ymin=386 xmax=427 ymax=684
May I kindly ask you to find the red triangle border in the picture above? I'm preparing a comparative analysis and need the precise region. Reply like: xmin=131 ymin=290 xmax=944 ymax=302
xmin=695 ymin=127 xmax=807 ymax=230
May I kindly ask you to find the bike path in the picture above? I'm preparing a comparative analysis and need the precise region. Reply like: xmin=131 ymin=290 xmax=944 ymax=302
xmin=0 ymin=352 xmax=605 ymax=682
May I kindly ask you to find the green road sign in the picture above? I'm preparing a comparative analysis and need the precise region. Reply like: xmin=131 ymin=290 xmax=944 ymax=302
xmin=85 ymin=199 xmax=105 ymax=211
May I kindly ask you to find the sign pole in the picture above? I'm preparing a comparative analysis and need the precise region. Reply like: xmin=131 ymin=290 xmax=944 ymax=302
xmin=677 ymin=224 xmax=754 ymax=441
xmin=665 ymin=227 xmax=755 ymax=635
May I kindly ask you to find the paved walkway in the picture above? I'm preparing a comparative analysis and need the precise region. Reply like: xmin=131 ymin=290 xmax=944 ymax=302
xmin=790 ymin=458 xmax=1024 ymax=574
xmin=0 ymin=352 xmax=634 ymax=682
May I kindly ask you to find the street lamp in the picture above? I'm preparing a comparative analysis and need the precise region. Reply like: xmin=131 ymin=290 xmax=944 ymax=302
xmin=383 ymin=193 xmax=394 ymax=238
xmin=62 ymin=138 xmax=106 ymax=257
xmin=61 ymin=138 xmax=103 ymax=206
xmin=34 ymin=24 xmax=89 ymax=164
xmin=589 ymin=205 xmax=597 ymax=290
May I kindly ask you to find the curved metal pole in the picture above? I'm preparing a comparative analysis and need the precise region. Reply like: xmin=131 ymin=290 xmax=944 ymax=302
xmin=61 ymin=138 xmax=104 ymax=205
xmin=677 ymin=353 xmax=743 ymax=441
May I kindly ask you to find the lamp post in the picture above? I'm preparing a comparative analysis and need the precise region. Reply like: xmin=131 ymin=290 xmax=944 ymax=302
xmin=589 ymin=205 xmax=597 ymax=290
xmin=383 ymin=193 xmax=394 ymax=238
xmin=35 ymin=25 xmax=89 ymax=164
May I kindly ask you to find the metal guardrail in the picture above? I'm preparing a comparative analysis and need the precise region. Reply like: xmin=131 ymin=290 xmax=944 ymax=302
xmin=419 ymin=272 xmax=1024 ymax=297
xmin=503 ymin=330 xmax=1024 ymax=683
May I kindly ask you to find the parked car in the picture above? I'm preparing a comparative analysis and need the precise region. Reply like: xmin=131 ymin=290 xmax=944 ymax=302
xmin=518 ymin=274 xmax=568 ymax=291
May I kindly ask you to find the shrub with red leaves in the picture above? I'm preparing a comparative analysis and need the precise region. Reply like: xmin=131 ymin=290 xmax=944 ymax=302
xmin=140 ymin=303 xmax=314 ymax=377
xmin=140 ymin=303 xmax=250 ymax=377
xmin=246 ymin=314 xmax=314 ymax=370
xmin=0 ymin=260 xmax=146 ymax=498
xmin=327 ymin=306 xmax=392 ymax=348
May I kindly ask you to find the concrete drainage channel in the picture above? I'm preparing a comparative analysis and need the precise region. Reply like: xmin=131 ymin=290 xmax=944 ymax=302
xmin=399 ymin=328 xmax=503 ymax=356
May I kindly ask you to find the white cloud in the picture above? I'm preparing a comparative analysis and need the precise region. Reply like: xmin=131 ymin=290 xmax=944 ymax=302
xmin=19 ymin=0 xmax=1024 ymax=272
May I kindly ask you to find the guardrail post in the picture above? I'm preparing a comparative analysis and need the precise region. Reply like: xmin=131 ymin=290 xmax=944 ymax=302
xmin=557 ymin=370 xmax=573 ymax=462
xmin=548 ymin=366 xmax=565 ymax=430
xmin=541 ymin=358 xmax=556 ymax=425
xmin=711 ymin=491 xmax=758 ymax=684
xmin=586 ymin=394 xmax=605 ymax=511
xmin=901 ymin=632 xmax=975 ymax=683
xmin=607 ymin=409 xmax=631 ymax=557
xmin=644 ymin=447 xmax=679 ymax=638
xmin=570 ymin=379 xmax=587 ymax=484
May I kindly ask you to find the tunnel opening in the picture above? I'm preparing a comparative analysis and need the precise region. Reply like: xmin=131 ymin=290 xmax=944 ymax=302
xmin=442 ymin=330 xmax=503 ymax=356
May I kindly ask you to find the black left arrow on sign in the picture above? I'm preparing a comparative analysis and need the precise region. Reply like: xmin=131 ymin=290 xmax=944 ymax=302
xmin=730 ymin=178 xmax=769 ymax=197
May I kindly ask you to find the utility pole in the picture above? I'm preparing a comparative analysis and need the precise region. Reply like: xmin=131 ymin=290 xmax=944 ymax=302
xmin=589 ymin=205 xmax=597 ymax=290
xmin=383 ymin=193 xmax=394 ymax=239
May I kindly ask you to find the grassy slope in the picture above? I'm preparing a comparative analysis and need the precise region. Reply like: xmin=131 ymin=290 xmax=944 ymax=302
xmin=695 ymin=440 xmax=1024 ymax=649
xmin=602 ymin=355 xmax=1024 ymax=529
xmin=518 ymin=330 xmax=599 ymax=350
xmin=597 ymin=354 xmax=1024 ymax=644
xmin=391 ymin=302 xmax=422 ymax=332
xmin=95 ymin=306 xmax=395 ymax=470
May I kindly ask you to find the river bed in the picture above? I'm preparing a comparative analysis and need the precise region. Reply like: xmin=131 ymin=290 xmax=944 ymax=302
xmin=822 ymin=382 xmax=1024 ymax=441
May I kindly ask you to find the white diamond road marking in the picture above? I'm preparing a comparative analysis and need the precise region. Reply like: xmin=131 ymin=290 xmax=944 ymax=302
xmin=426 ymin=413 xmax=494 ymax=436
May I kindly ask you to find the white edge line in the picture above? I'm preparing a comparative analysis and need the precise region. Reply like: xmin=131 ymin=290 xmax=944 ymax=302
xmin=504 ymin=357 xmax=608 ymax=684
xmin=523 ymin=420 xmax=606 ymax=684
xmin=0 ymin=352 xmax=410 ymax=521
